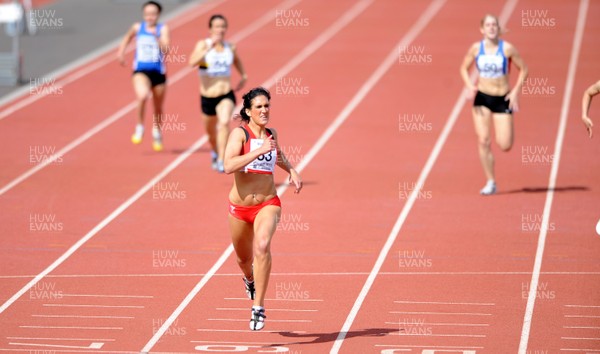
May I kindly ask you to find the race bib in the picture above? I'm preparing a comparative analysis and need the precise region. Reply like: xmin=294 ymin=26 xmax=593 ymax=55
xmin=137 ymin=35 xmax=160 ymax=63
xmin=245 ymin=138 xmax=277 ymax=173
xmin=477 ymin=54 xmax=504 ymax=78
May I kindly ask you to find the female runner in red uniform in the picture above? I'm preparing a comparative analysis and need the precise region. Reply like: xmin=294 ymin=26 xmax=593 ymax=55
xmin=224 ymin=87 xmax=302 ymax=330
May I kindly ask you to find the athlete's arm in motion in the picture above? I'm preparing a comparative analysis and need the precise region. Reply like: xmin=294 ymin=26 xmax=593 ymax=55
xmin=188 ymin=28 xmax=226 ymax=68
xmin=157 ymin=25 xmax=170 ymax=55
xmin=188 ymin=40 xmax=212 ymax=68
xmin=270 ymin=129 xmax=302 ymax=193
xmin=582 ymin=80 xmax=600 ymax=138
xmin=223 ymin=128 xmax=276 ymax=174
xmin=231 ymin=43 xmax=248 ymax=92
xmin=459 ymin=43 xmax=479 ymax=99
xmin=117 ymin=23 xmax=140 ymax=66
xmin=503 ymin=41 xmax=528 ymax=112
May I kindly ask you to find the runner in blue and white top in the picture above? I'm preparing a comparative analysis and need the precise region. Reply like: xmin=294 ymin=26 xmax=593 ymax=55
xmin=460 ymin=14 xmax=528 ymax=196
xmin=133 ymin=21 xmax=166 ymax=74
xmin=117 ymin=1 xmax=170 ymax=152
xmin=475 ymin=39 xmax=508 ymax=79
xmin=189 ymin=14 xmax=248 ymax=173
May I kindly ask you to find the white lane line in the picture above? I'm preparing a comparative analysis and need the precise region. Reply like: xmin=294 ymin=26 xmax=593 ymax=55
xmin=393 ymin=300 xmax=495 ymax=306
xmin=19 ymin=325 xmax=122 ymax=330
xmin=518 ymin=1 xmax=589 ymax=353
xmin=223 ymin=297 xmax=323 ymax=302
xmin=0 ymin=135 xmax=206 ymax=316
xmin=0 ymin=0 xmax=300 ymax=197
xmin=60 ymin=294 xmax=153 ymax=298
xmin=0 ymin=101 xmax=133 ymax=196
xmin=190 ymin=340 xmax=286 ymax=344
xmin=565 ymin=315 xmax=600 ymax=319
xmin=328 ymin=1 xmax=453 ymax=352
xmin=4 ymin=270 xmax=600 ymax=279
xmin=0 ymin=0 xmax=226 ymax=118
xmin=140 ymin=0 xmax=375 ymax=351
xmin=0 ymin=350 xmax=135 ymax=353
xmin=560 ymin=349 xmax=600 ymax=352
xmin=196 ymin=329 xmax=306 ymax=334
xmin=386 ymin=322 xmax=489 ymax=327
xmin=375 ymin=344 xmax=483 ymax=349
xmin=330 ymin=0 xmax=518 ymax=352
xmin=391 ymin=333 xmax=486 ymax=338
xmin=563 ymin=326 xmax=600 ymax=329
xmin=389 ymin=311 xmax=491 ymax=316
xmin=380 ymin=271 xmax=600 ymax=275
xmin=8 ymin=341 xmax=104 ymax=349
xmin=207 ymin=318 xmax=312 ymax=323
xmin=6 ymin=337 xmax=115 ymax=341
xmin=32 ymin=315 xmax=134 ymax=319
xmin=42 ymin=304 xmax=143 ymax=309
xmin=373 ymin=349 xmax=411 ymax=352
xmin=217 ymin=308 xmax=317 ymax=312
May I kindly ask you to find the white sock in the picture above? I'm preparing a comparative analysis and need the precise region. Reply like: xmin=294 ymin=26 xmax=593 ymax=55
xmin=134 ymin=124 xmax=144 ymax=135
xmin=152 ymin=128 xmax=161 ymax=140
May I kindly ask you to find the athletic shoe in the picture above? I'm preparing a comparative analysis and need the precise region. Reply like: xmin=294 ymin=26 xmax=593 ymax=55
xmin=243 ymin=277 xmax=255 ymax=300
xmin=217 ymin=160 xmax=225 ymax=174
xmin=131 ymin=124 xmax=144 ymax=145
xmin=249 ymin=306 xmax=266 ymax=331
xmin=211 ymin=151 xmax=218 ymax=170
xmin=480 ymin=180 xmax=496 ymax=195
xmin=152 ymin=129 xmax=163 ymax=152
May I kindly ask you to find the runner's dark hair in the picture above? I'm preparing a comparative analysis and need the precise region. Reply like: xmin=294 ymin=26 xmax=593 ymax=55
xmin=239 ymin=87 xmax=271 ymax=123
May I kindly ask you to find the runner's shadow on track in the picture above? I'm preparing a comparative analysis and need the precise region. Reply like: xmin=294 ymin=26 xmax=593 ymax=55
xmin=497 ymin=185 xmax=589 ymax=195
xmin=272 ymin=328 xmax=397 ymax=346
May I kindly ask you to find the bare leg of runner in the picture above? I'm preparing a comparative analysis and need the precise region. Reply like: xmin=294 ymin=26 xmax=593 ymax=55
xmin=151 ymin=83 xmax=166 ymax=151
xmin=251 ymin=205 xmax=280 ymax=308
xmin=131 ymin=74 xmax=151 ymax=144
xmin=229 ymin=216 xmax=255 ymax=282
xmin=473 ymin=106 xmax=496 ymax=194
xmin=493 ymin=113 xmax=514 ymax=152
xmin=203 ymin=115 xmax=218 ymax=152
xmin=203 ymin=114 xmax=219 ymax=168
xmin=215 ymin=98 xmax=234 ymax=172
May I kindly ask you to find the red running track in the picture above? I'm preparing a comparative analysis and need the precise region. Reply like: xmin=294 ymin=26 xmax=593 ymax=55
xmin=0 ymin=0 xmax=598 ymax=353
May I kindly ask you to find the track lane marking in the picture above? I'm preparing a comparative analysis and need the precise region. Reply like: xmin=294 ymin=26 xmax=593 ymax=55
xmin=518 ymin=1 xmax=589 ymax=352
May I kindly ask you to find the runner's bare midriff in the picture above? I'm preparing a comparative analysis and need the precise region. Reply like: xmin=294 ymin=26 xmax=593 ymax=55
xmin=478 ymin=76 xmax=510 ymax=96
xmin=201 ymin=75 xmax=232 ymax=97
xmin=229 ymin=172 xmax=277 ymax=206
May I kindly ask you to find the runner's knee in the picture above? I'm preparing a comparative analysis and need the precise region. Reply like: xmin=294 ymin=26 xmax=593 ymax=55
xmin=498 ymin=139 xmax=513 ymax=152
xmin=253 ymin=235 xmax=271 ymax=258
xmin=237 ymin=254 xmax=253 ymax=265
xmin=478 ymin=136 xmax=492 ymax=150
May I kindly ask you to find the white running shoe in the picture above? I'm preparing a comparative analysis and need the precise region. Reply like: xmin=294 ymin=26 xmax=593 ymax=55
xmin=480 ymin=180 xmax=497 ymax=196
xmin=152 ymin=129 xmax=163 ymax=152
xmin=243 ymin=277 xmax=255 ymax=300
xmin=131 ymin=124 xmax=144 ymax=145
xmin=249 ymin=306 xmax=266 ymax=331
